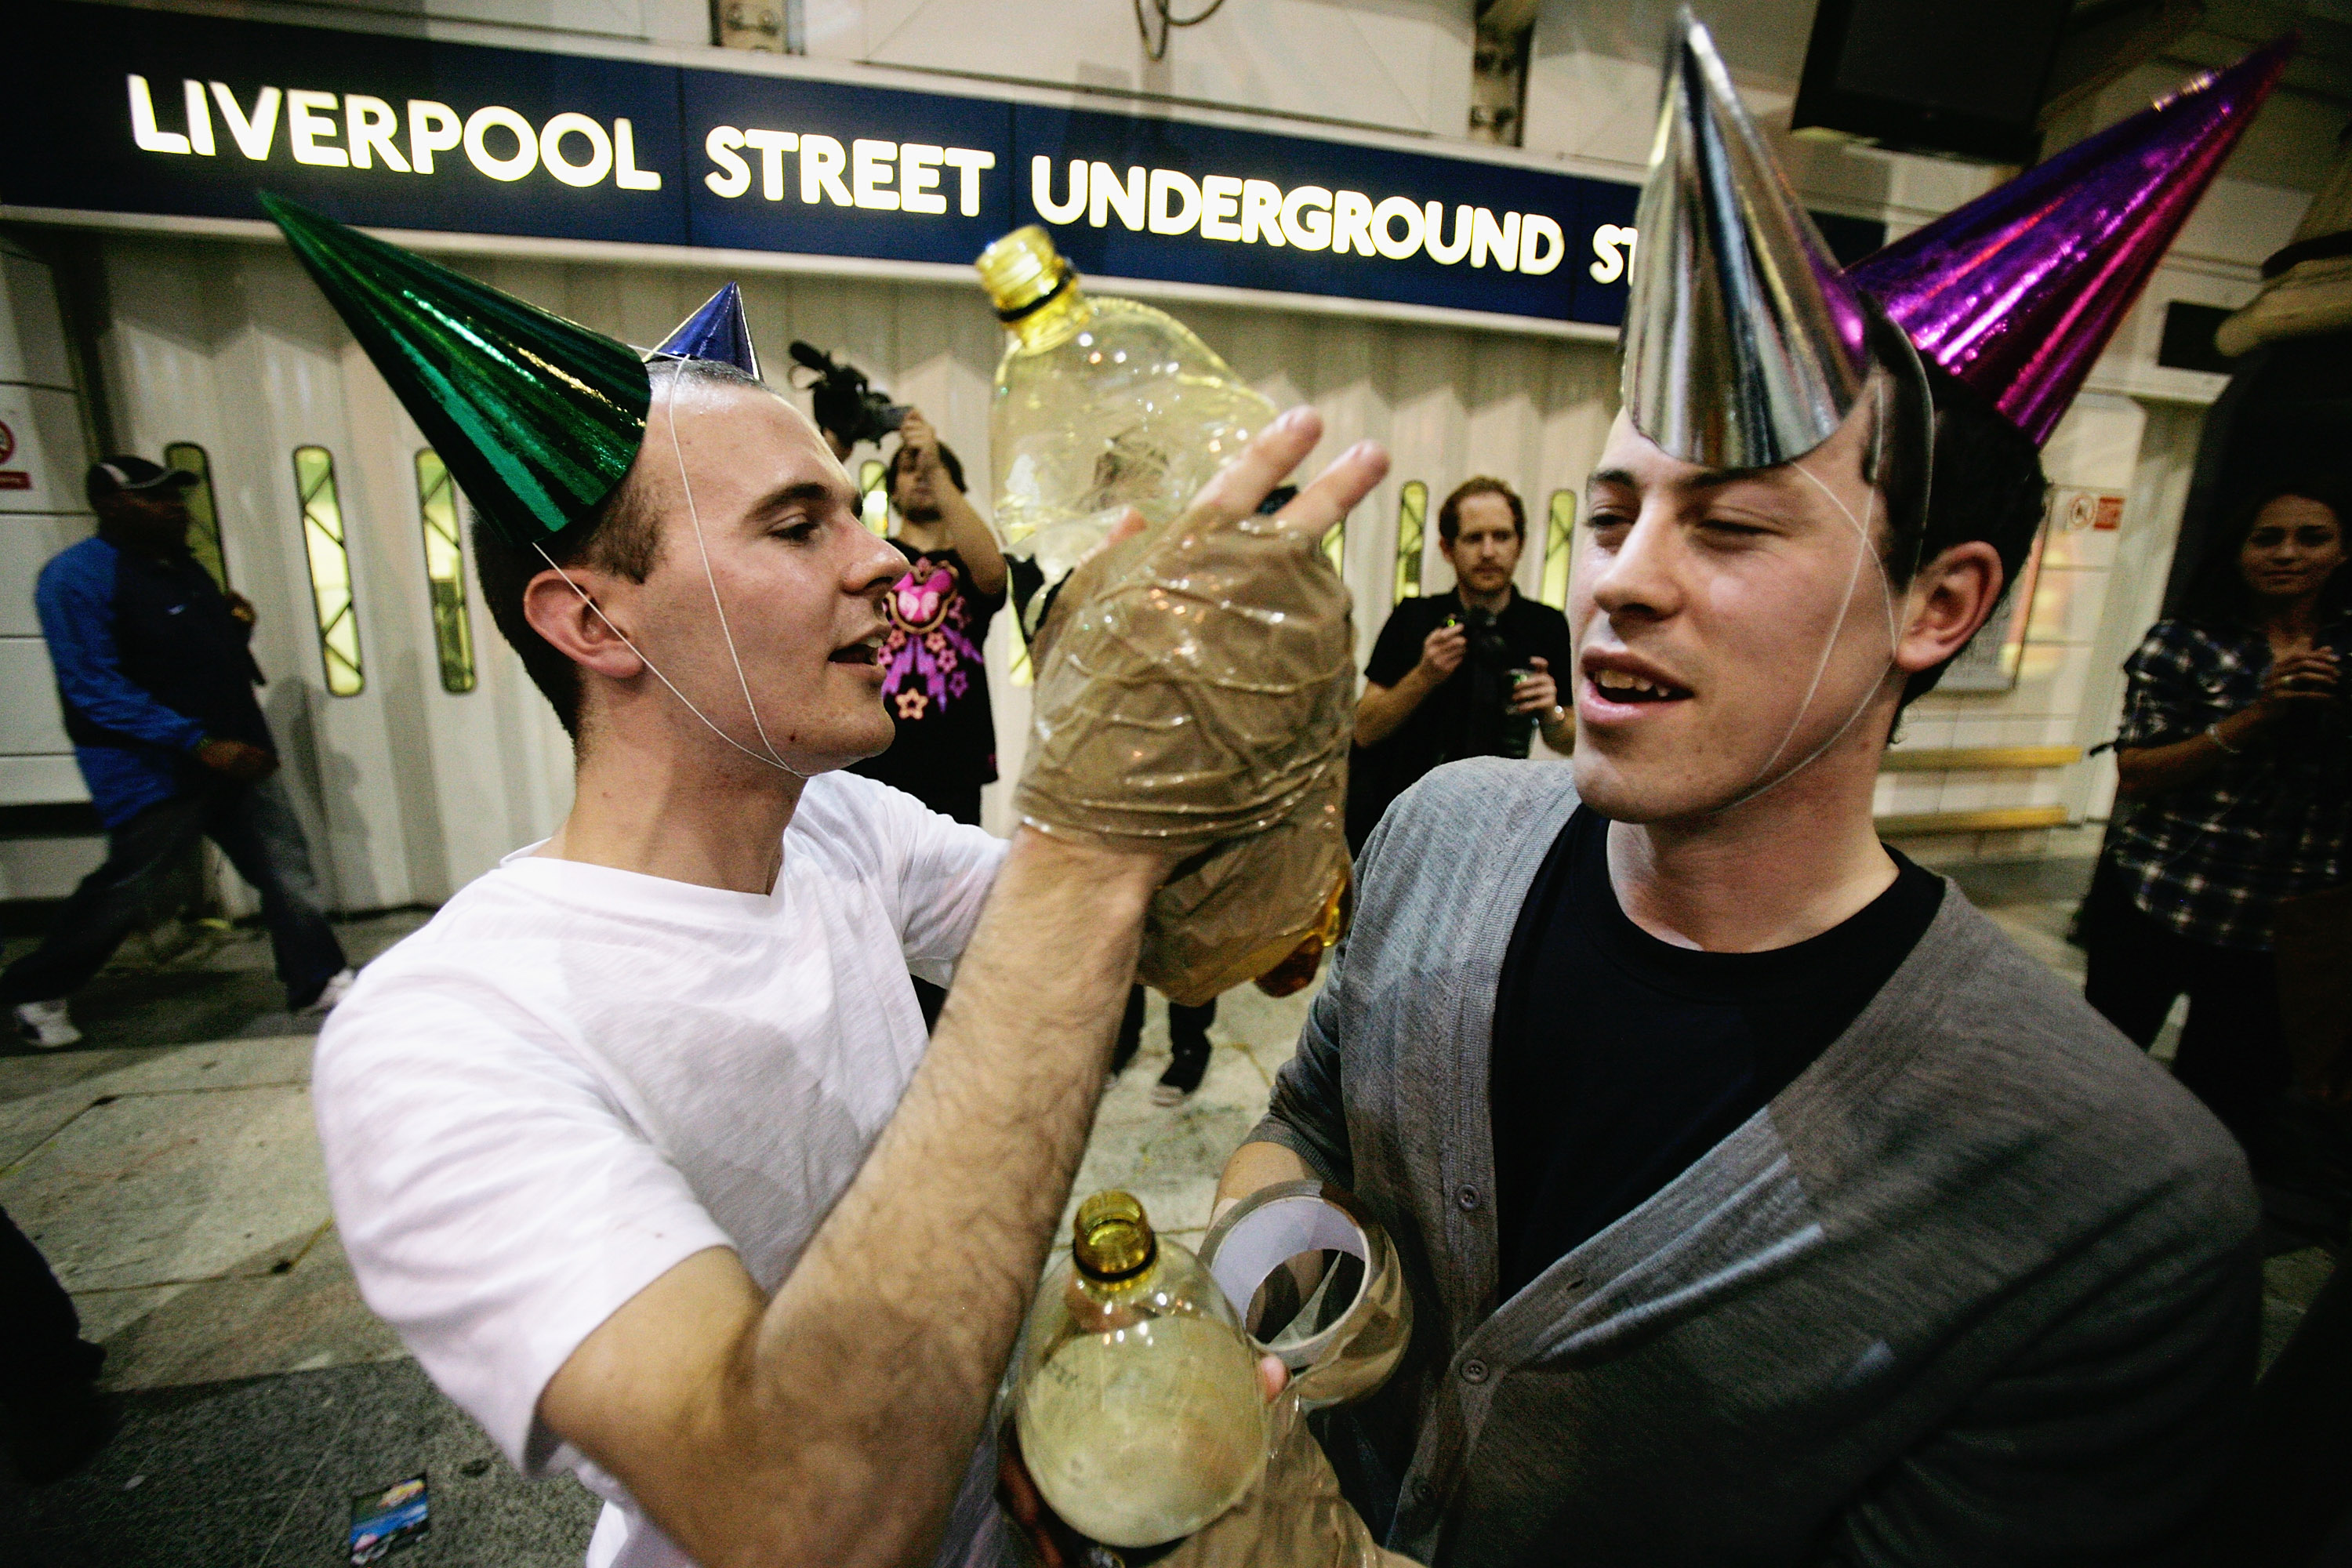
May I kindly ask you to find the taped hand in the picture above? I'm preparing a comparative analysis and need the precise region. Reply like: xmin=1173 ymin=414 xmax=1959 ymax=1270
xmin=1015 ymin=408 xmax=1388 ymax=1004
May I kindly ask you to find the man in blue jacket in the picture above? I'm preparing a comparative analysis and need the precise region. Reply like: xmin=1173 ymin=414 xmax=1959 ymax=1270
xmin=5 ymin=457 xmax=350 ymax=1049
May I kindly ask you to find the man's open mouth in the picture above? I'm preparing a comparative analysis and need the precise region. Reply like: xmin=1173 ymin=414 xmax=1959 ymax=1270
xmin=1588 ymin=669 xmax=1691 ymax=703
xmin=829 ymin=632 xmax=885 ymax=666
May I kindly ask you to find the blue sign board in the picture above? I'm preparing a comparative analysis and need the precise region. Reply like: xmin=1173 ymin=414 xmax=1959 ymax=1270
xmin=4 ymin=0 xmax=1882 ymax=328
xmin=7 ymin=3 xmax=691 ymax=247
xmin=683 ymin=70 xmax=1014 ymax=266
xmin=1014 ymin=107 xmax=1591 ymax=323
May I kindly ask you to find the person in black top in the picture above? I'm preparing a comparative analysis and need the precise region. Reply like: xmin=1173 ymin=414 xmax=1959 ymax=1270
xmin=1347 ymin=478 xmax=1573 ymax=849
xmin=0 ymin=1203 xmax=115 ymax=1483
xmin=848 ymin=408 xmax=1007 ymax=827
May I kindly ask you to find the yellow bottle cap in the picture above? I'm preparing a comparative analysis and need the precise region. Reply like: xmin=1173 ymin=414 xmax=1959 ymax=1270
xmin=976 ymin=226 xmax=1073 ymax=322
xmin=1073 ymin=1189 xmax=1156 ymax=1280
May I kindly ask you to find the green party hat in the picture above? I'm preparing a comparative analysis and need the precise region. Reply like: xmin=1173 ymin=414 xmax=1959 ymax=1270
xmin=260 ymin=194 xmax=649 ymax=550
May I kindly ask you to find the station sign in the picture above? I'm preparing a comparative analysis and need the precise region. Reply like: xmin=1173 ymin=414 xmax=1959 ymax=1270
xmin=5 ymin=0 xmax=1883 ymax=328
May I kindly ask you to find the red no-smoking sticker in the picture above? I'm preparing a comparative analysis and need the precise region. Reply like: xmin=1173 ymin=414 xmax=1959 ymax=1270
xmin=0 ymin=417 xmax=25 ymax=490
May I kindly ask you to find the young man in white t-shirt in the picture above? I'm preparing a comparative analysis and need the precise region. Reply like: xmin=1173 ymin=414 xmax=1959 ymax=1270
xmin=271 ymin=219 xmax=1388 ymax=1568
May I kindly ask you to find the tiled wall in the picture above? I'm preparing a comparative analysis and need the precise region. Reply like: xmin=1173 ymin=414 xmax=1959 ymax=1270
xmin=0 ymin=240 xmax=106 ymax=900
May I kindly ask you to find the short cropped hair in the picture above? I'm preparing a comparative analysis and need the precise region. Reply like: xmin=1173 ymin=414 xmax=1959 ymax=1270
xmin=470 ymin=358 xmax=764 ymax=739
xmin=1868 ymin=338 xmax=2049 ymax=710
xmin=1437 ymin=477 xmax=1526 ymax=543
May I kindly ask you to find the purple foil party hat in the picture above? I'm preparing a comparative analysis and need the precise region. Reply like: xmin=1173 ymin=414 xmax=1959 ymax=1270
xmin=653 ymin=281 xmax=763 ymax=379
xmin=1848 ymin=36 xmax=2294 ymax=445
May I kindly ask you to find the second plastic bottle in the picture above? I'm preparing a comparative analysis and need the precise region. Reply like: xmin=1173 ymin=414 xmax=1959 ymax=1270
xmin=1014 ymin=1190 xmax=1270 ymax=1548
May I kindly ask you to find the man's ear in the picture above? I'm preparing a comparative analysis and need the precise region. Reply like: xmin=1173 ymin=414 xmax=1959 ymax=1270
xmin=521 ymin=565 xmax=646 ymax=681
xmin=1895 ymin=541 xmax=2005 ymax=676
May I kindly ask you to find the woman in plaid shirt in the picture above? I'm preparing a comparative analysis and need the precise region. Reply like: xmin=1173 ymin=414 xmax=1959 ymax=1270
xmin=2085 ymin=476 xmax=2351 ymax=1163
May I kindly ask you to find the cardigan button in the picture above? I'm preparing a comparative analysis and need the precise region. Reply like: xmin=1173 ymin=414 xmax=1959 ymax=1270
xmin=1455 ymin=1185 xmax=1479 ymax=1211
xmin=1461 ymin=1357 xmax=1489 ymax=1384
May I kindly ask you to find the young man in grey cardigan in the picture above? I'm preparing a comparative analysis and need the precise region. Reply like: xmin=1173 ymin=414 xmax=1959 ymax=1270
xmin=1218 ymin=20 xmax=2259 ymax=1565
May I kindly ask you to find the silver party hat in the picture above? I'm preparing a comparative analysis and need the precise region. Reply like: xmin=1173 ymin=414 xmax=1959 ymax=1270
xmin=1623 ymin=9 xmax=1872 ymax=469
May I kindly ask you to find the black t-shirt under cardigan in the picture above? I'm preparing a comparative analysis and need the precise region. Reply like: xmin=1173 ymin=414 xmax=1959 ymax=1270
xmin=1489 ymin=806 xmax=1945 ymax=1298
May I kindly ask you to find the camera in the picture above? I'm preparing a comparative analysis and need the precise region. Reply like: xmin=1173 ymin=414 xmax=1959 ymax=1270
xmin=1450 ymin=608 xmax=1512 ymax=670
xmin=1446 ymin=609 xmax=1537 ymax=760
xmin=788 ymin=340 xmax=908 ymax=449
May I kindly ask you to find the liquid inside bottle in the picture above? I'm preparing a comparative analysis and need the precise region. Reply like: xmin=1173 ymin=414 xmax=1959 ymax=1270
xmin=976 ymin=227 xmax=1276 ymax=591
xmin=1014 ymin=1191 xmax=1269 ymax=1548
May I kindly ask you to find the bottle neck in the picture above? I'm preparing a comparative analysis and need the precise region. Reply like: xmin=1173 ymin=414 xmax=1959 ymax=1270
xmin=1006 ymin=282 xmax=1093 ymax=353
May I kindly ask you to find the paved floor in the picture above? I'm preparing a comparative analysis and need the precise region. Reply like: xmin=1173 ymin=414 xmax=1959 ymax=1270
xmin=0 ymin=912 xmax=1329 ymax=1566
xmin=0 ymin=862 xmax=2340 ymax=1565
xmin=1 ymin=1360 xmax=597 ymax=1567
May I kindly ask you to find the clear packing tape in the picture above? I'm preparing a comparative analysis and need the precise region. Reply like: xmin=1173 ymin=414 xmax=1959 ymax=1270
xmin=1002 ymin=1182 xmax=1417 ymax=1568
xmin=1202 ymin=1183 xmax=1412 ymax=1414
xmin=1014 ymin=503 xmax=1356 ymax=1007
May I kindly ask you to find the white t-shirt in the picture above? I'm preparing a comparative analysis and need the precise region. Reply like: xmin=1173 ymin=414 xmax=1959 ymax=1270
xmin=313 ymin=772 xmax=1009 ymax=1568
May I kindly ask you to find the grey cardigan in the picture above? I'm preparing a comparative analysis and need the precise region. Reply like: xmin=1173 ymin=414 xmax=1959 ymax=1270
xmin=1252 ymin=760 xmax=2259 ymax=1567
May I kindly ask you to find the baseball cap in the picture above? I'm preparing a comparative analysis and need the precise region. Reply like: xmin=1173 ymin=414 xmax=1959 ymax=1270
xmin=87 ymin=456 xmax=199 ymax=506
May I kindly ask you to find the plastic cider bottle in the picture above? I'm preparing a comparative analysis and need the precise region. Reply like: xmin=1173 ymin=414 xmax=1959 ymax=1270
xmin=975 ymin=226 xmax=1276 ymax=612
xmin=1014 ymin=1191 xmax=1270 ymax=1548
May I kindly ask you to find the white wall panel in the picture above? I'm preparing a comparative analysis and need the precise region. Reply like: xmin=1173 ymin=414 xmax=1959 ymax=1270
xmin=0 ymin=244 xmax=94 ymax=815
xmin=815 ymin=0 xmax=1473 ymax=137
xmin=0 ymin=755 xmax=89 ymax=808
xmin=248 ymin=252 xmax=424 ymax=911
xmin=0 ymin=516 xmax=84 ymax=638
xmin=83 ymin=235 xmax=1635 ymax=868
xmin=86 ymin=195 xmax=2234 ymax=883
xmin=0 ymin=640 xmax=72 ymax=753
xmin=0 ymin=833 xmax=107 ymax=902
xmin=0 ymin=249 xmax=76 ymax=390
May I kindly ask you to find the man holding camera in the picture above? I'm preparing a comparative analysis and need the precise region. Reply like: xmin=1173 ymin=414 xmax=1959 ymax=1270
xmin=794 ymin=341 xmax=1007 ymax=828
xmin=1347 ymin=477 xmax=1573 ymax=850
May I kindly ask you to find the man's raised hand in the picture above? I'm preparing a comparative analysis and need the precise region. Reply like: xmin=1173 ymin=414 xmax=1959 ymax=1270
xmin=1181 ymin=405 xmax=1390 ymax=545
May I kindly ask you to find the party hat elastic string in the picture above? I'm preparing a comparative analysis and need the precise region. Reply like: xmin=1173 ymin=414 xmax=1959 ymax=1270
xmin=660 ymin=383 xmax=801 ymax=773
xmin=1719 ymin=381 xmax=1907 ymax=815
xmin=528 ymin=539 xmax=808 ymax=779
xmin=1719 ymin=481 xmax=1884 ymax=812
